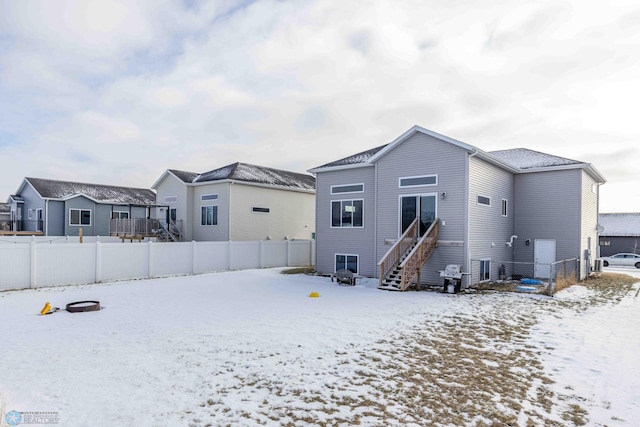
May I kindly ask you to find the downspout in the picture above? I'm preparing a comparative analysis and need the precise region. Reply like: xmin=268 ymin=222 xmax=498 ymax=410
xmin=465 ymin=149 xmax=479 ymax=286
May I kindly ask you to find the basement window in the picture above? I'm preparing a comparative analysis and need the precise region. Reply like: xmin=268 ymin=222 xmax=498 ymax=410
xmin=252 ymin=207 xmax=270 ymax=213
xmin=479 ymin=259 xmax=491 ymax=282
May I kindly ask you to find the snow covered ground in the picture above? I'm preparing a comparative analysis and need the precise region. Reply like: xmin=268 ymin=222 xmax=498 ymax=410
xmin=1 ymin=267 xmax=638 ymax=426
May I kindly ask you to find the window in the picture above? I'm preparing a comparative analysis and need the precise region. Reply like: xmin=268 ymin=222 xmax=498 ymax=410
xmin=335 ymin=254 xmax=358 ymax=274
xmin=599 ymin=239 xmax=611 ymax=246
xmin=479 ymin=259 xmax=491 ymax=281
xmin=28 ymin=209 xmax=34 ymax=220
xmin=477 ymin=195 xmax=491 ymax=206
xmin=331 ymin=200 xmax=363 ymax=227
xmin=201 ymin=206 xmax=218 ymax=226
xmin=170 ymin=208 xmax=177 ymax=222
xmin=252 ymin=207 xmax=270 ymax=213
xmin=111 ymin=211 xmax=129 ymax=219
xmin=331 ymin=183 xmax=364 ymax=194
xmin=501 ymin=199 xmax=508 ymax=217
xmin=70 ymin=209 xmax=91 ymax=226
xmin=164 ymin=196 xmax=177 ymax=203
xmin=399 ymin=175 xmax=437 ymax=188
xmin=201 ymin=194 xmax=218 ymax=201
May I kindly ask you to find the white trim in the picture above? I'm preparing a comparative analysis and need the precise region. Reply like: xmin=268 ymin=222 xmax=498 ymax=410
xmin=334 ymin=253 xmax=359 ymax=274
xmin=330 ymin=199 xmax=364 ymax=228
xmin=201 ymin=193 xmax=219 ymax=201
xmin=330 ymin=183 xmax=364 ymax=195
xmin=398 ymin=174 xmax=438 ymax=188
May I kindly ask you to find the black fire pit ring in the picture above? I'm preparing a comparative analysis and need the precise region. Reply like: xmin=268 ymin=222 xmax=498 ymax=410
xmin=66 ymin=301 xmax=101 ymax=313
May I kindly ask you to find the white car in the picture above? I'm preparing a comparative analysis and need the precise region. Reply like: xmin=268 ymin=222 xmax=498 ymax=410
xmin=601 ymin=253 xmax=640 ymax=268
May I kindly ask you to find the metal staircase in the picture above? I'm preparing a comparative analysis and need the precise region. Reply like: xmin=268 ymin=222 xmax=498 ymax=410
xmin=378 ymin=218 xmax=439 ymax=291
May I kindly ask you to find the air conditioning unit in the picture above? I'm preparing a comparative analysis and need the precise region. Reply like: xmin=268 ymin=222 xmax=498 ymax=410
xmin=593 ymin=258 xmax=603 ymax=272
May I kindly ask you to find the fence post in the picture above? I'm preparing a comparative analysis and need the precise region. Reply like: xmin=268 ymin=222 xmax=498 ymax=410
xmin=148 ymin=240 xmax=154 ymax=278
xmin=228 ymin=241 xmax=233 ymax=270
xmin=95 ymin=241 xmax=101 ymax=283
xmin=286 ymin=240 xmax=291 ymax=267
xmin=192 ymin=240 xmax=197 ymax=274
xmin=259 ymin=240 xmax=264 ymax=268
xmin=30 ymin=235 xmax=36 ymax=289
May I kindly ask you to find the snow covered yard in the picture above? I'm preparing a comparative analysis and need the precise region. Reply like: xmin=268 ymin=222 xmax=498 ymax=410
xmin=1 ymin=268 xmax=639 ymax=427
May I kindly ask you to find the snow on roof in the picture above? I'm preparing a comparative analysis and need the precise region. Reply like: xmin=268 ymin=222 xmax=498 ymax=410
xmin=26 ymin=178 xmax=157 ymax=205
xmin=598 ymin=213 xmax=640 ymax=236
xmin=488 ymin=148 xmax=583 ymax=169
xmin=192 ymin=162 xmax=315 ymax=190
xmin=169 ymin=169 xmax=200 ymax=183
xmin=313 ymin=144 xmax=389 ymax=169
xmin=0 ymin=203 xmax=9 ymax=214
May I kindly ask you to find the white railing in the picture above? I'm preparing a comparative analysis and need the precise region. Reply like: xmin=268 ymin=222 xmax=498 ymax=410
xmin=0 ymin=239 xmax=315 ymax=291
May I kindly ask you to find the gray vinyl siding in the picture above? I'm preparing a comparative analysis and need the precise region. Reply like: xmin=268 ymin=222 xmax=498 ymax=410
xmin=19 ymin=183 xmax=45 ymax=232
xmin=193 ymin=182 xmax=230 ymax=241
xmin=155 ymin=174 xmax=191 ymax=239
xmin=599 ymin=236 xmax=640 ymax=256
xmin=468 ymin=156 xmax=515 ymax=282
xmin=315 ymin=167 xmax=375 ymax=276
xmin=64 ymin=197 xmax=95 ymax=236
xmin=46 ymin=201 xmax=65 ymax=236
xmin=95 ymin=205 xmax=112 ymax=236
xmin=513 ymin=169 xmax=582 ymax=265
xmin=580 ymin=170 xmax=599 ymax=277
xmin=375 ymin=132 xmax=468 ymax=284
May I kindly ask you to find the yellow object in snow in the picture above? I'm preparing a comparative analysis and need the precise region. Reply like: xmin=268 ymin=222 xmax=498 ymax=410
xmin=40 ymin=302 xmax=52 ymax=315
xmin=308 ymin=292 xmax=320 ymax=298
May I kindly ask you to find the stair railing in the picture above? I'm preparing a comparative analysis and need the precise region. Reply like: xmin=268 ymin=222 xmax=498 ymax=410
xmin=397 ymin=219 xmax=439 ymax=291
xmin=378 ymin=218 xmax=418 ymax=286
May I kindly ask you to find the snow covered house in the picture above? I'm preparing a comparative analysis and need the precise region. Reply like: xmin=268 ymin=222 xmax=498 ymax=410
xmin=598 ymin=213 xmax=640 ymax=257
xmin=308 ymin=125 xmax=606 ymax=289
xmin=7 ymin=178 xmax=157 ymax=236
xmin=152 ymin=162 xmax=315 ymax=242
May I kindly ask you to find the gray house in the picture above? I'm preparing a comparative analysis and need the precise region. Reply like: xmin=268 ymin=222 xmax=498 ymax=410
xmin=309 ymin=125 xmax=606 ymax=289
xmin=8 ymin=177 xmax=157 ymax=236
xmin=598 ymin=213 xmax=640 ymax=256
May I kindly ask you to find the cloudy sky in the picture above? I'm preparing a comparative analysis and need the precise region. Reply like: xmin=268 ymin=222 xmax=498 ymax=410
xmin=0 ymin=0 xmax=638 ymax=212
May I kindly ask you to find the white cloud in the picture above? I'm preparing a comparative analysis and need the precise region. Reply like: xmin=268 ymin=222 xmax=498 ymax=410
xmin=0 ymin=0 xmax=638 ymax=212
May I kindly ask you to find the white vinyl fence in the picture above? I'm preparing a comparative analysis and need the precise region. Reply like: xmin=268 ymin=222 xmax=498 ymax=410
xmin=0 ymin=239 xmax=315 ymax=291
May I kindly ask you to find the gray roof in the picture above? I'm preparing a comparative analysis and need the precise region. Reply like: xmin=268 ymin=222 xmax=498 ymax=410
xmin=169 ymin=169 xmax=200 ymax=183
xmin=176 ymin=163 xmax=315 ymax=191
xmin=0 ymin=203 xmax=9 ymax=214
xmin=599 ymin=213 xmax=640 ymax=237
xmin=25 ymin=178 xmax=157 ymax=205
xmin=488 ymin=148 xmax=583 ymax=170
xmin=314 ymin=144 xmax=389 ymax=169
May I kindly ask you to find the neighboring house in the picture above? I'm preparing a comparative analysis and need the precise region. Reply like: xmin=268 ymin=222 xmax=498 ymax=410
xmin=152 ymin=162 xmax=316 ymax=241
xmin=0 ymin=203 xmax=10 ymax=230
xmin=598 ymin=213 xmax=640 ymax=256
xmin=309 ymin=125 xmax=605 ymax=288
xmin=7 ymin=178 xmax=157 ymax=236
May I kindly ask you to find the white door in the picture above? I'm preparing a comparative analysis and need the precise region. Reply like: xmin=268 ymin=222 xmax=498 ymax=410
xmin=534 ymin=239 xmax=556 ymax=279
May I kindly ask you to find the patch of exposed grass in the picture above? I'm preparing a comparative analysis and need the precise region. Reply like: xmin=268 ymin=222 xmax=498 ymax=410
xmin=280 ymin=266 xmax=315 ymax=275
